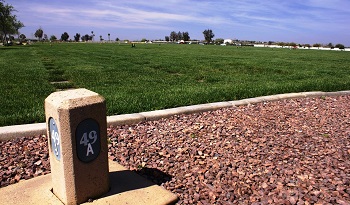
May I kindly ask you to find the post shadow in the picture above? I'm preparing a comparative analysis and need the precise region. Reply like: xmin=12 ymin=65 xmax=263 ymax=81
xmin=135 ymin=167 xmax=173 ymax=186
xmin=100 ymin=168 xmax=173 ymax=198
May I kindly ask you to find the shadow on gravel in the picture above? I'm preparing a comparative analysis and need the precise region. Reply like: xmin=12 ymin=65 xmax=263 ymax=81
xmin=102 ymin=170 xmax=154 ymax=197
xmin=101 ymin=168 xmax=172 ymax=198
xmin=135 ymin=167 xmax=173 ymax=185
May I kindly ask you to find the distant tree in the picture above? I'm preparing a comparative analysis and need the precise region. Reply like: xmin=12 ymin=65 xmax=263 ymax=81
xmin=335 ymin=44 xmax=345 ymax=49
xmin=277 ymin=42 xmax=286 ymax=47
xmin=177 ymin=31 xmax=183 ymax=40
xmin=91 ymin=31 xmax=94 ymax=41
xmin=108 ymin=33 xmax=110 ymax=41
xmin=327 ymin=43 xmax=334 ymax=48
xmin=304 ymin=44 xmax=311 ymax=48
xmin=115 ymin=37 xmax=119 ymax=42
xmin=81 ymin=34 xmax=89 ymax=42
xmin=165 ymin=36 xmax=170 ymax=42
xmin=43 ymin=34 xmax=48 ymax=41
xmin=215 ymin=38 xmax=224 ymax=45
xmin=74 ymin=33 xmax=80 ymax=42
xmin=13 ymin=21 xmax=23 ymax=40
xmin=19 ymin=33 xmax=26 ymax=42
xmin=34 ymin=27 xmax=44 ymax=41
xmin=141 ymin=38 xmax=147 ymax=42
xmin=99 ymin=35 xmax=103 ymax=41
xmin=170 ymin=31 xmax=177 ymax=42
xmin=0 ymin=0 xmax=24 ymax=44
xmin=61 ymin=32 xmax=69 ymax=41
xmin=182 ymin=32 xmax=190 ymax=41
xmin=50 ymin=35 xmax=57 ymax=41
xmin=313 ymin=43 xmax=321 ymax=47
xmin=203 ymin=29 xmax=214 ymax=44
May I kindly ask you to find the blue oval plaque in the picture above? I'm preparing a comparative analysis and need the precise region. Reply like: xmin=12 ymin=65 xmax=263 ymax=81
xmin=76 ymin=118 xmax=101 ymax=163
xmin=49 ymin=118 xmax=61 ymax=161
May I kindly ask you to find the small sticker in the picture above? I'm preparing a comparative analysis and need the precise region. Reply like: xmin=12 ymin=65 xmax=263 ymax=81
xmin=49 ymin=118 xmax=60 ymax=161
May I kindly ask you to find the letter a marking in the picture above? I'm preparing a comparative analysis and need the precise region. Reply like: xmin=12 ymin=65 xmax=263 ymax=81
xmin=86 ymin=143 xmax=94 ymax=156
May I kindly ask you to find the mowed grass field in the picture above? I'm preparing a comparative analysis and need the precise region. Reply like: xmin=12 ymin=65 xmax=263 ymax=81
xmin=0 ymin=43 xmax=349 ymax=126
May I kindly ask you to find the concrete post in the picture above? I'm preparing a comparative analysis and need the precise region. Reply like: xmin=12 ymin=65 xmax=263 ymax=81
xmin=45 ymin=88 xmax=109 ymax=205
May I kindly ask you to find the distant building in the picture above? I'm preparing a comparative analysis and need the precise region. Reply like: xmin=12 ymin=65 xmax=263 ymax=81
xmin=224 ymin=39 xmax=233 ymax=44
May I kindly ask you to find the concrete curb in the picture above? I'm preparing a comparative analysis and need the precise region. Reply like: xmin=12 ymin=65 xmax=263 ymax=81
xmin=1 ymin=91 xmax=349 ymax=141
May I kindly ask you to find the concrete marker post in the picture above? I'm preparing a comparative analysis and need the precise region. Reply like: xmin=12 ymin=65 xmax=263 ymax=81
xmin=45 ymin=88 xmax=109 ymax=205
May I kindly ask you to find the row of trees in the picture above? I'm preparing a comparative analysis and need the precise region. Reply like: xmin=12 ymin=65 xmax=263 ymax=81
xmin=24 ymin=24 xmax=350 ymax=48
xmin=273 ymin=41 xmax=345 ymax=49
xmin=166 ymin=31 xmax=190 ymax=42
xmin=164 ymin=29 xmax=215 ymax=44
xmin=32 ymin=28 xmax=120 ymax=42
xmin=312 ymin=43 xmax=345 ymax=49
xmin=33 ymin=27 xmax=69 ymax=41
xmin=30 ymin=28 xmax=215 ymax=44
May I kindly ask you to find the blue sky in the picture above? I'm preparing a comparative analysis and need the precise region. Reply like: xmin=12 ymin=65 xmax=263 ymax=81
xmin=6 ymin=0 xmax=350 ymax=45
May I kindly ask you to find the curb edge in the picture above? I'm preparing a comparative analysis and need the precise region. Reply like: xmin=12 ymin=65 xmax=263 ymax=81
xmin=1 ymin=91 xmax=349 ymax=141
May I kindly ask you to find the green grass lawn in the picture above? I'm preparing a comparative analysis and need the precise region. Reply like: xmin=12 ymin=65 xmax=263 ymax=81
xmin=0 ymin=43 xmax=349 ymax=126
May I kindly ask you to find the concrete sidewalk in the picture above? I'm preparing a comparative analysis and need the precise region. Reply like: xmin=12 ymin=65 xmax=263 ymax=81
xmin=0 ymin=160 xmax=178 ymax=205
xmin=1 ymin=91 xmax=349 ymax=141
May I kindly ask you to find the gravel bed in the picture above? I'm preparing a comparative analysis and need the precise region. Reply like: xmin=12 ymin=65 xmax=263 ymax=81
xmin=1 ymin=96 xmax=350 ymax=204
xmin=0 ymin=135 xmax=50 ymax=187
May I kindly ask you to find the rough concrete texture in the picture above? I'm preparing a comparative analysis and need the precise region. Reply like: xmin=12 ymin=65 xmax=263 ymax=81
xmin=0 ymin=122 xmax=46 ymax=141
xmin=45 ymin=89 xmax=109 ymax=205
xmin=0 ymin=160 xmax=178 ymax=205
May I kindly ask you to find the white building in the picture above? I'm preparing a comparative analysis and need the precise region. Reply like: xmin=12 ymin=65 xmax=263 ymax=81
xmin=223 ymin=39 xmax=233 ymax=44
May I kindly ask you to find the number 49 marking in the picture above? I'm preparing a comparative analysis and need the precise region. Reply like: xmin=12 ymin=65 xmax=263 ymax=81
xmin=80 ymin=131 xmax=97 ymax=156
xmin=51 ymin=129 xmax=60 ymax=157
